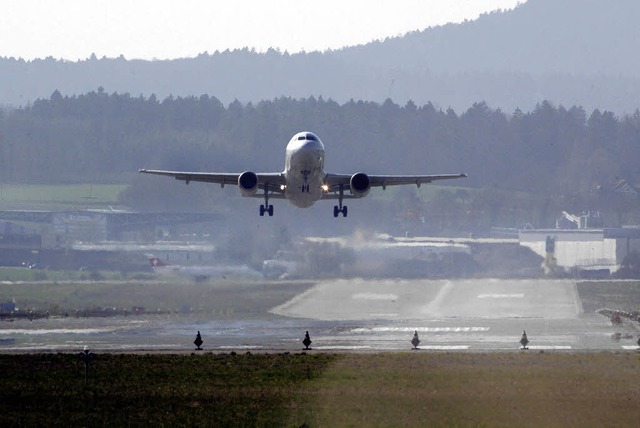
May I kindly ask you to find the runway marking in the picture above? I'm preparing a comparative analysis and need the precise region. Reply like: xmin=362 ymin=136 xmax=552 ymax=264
xmin=352 ymin=293 xmax=398 ymax=301
xmin=0 ymin=328 xmax=117 ymax=335
xmin=422 ymin=327 xmax=490 ymax=333
xmin=527 ymin=345 xmax=572 ymax=350
xmin=217 ymin=345 xmax=265 ymax=350
xmin=102 ymin=344 xmax=184 ymax=350
xmin=314 ymin=346 xmax=373 ymax=350
xmin=417 ymin=345 xmax=469 ymax=350
xmin=352 ymin=327 xmax=490 ymax=333
xmin=477 ymin=293 xmax=525 ymax=299
xmin=424 ymin=280 xmax=454 ymax=314
xmin=3 ymin=344 xmax=185 ymax=351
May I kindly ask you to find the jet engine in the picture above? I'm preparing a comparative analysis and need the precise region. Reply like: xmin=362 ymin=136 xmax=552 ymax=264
xmin=238 ymin=171 xmax=259 ymax=196
xmin=350 ymin=172 xmax=371 ymax=197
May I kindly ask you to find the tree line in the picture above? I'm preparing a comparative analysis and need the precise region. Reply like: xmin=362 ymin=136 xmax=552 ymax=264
xmin=0 ymin=90 xmax=639 ymax=228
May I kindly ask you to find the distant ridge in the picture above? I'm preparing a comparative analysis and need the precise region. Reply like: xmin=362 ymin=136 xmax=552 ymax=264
xmin=342 ymin=0 xmax=640 ymax=76
xmin=1 ymin=0 xmax=639 ymax=113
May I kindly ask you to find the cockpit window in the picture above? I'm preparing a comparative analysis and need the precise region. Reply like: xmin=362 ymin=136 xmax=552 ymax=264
xmin=294 ymin=133 xmax=320 ymax=141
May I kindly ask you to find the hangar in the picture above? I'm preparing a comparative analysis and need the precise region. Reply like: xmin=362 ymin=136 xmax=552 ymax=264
xmin=519 ymin=226 xmax=640 ymax=275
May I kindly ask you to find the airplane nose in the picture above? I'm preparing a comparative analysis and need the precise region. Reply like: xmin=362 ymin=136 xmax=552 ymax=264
xmin=302 ymin=139 xmax=323 ymax=151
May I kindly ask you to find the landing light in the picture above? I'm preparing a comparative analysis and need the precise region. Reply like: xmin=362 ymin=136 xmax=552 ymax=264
xmin=322 ymin=184 xmax=329 ymax=192
xmin=280 ymin=185 xmax=286 ymax=190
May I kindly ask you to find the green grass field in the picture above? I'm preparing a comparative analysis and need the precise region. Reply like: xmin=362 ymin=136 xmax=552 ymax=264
xmin=0 ymin=352 xmax=337 ymax=426
xmin=0 ymin=183 xmax=470 ymax=210
xmin=0 ymin=267 xmax=138 ymax=282
xmin=1 ymin=352 xmax=639 ymax=427
xmin=0 ymin=184 xmax=127 ymax=210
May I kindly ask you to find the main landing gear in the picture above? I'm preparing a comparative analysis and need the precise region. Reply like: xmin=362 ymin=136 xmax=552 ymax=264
xmin=333 ymin=185 xmax=347 ymax=218
xmin=260 ymin=186 xmax=273 ymax=217
xmin=333 ymin=205 xmax=347 ymax=218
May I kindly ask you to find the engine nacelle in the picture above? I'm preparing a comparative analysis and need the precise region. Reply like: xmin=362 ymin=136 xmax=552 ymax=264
xmin=350 ymin=172 xmax=371 ymax=198
xmin=238 ymin=171 xmax=258 ymax=196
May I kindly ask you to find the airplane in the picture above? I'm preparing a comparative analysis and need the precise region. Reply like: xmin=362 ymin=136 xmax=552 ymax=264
xmin=596 ymin=308 xmax=640 ymax=325
xmin=139 ymin=131 xmax=467 ymax=217
xmin=148 ymin=256 xmax=263 ymax=281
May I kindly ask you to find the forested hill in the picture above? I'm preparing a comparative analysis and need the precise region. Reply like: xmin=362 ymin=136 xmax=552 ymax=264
xmin=342 ymin=0 xmax=640 ymax=76
xmin=1 ymin=91 xmax=638 ymax=202
xmin=2 ymin=0 xmax=640 ymax=113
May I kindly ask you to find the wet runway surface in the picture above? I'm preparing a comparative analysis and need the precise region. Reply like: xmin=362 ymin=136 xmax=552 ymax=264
xmin=2 ymin=279 xmax=639 ymax=352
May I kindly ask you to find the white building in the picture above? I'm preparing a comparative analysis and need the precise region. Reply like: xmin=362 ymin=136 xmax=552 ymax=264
xmin=519 ymin=227 xmax=640 ymax=274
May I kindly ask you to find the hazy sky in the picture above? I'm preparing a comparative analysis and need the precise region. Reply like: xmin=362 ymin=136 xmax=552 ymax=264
xmin=1 ymin=0 xmax=523 ymax=61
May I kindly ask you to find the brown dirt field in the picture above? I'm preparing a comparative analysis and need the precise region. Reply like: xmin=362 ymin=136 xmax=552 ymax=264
xmin=298 ymin=352 xmax=640 ymax=427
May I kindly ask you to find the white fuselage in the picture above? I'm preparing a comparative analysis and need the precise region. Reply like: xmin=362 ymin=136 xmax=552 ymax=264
xmin=284 ymin=132 xmax=326 ymax=208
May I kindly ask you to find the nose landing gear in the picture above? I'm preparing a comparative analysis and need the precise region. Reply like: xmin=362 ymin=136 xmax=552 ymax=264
xmin=301 ymin=170 xmax=310 ymax=193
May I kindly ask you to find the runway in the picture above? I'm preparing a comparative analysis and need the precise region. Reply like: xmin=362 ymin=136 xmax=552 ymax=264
xmin=1 ymin=279 xmax=638 ymax=352
xmin=271 ymin=278 xmax=631 ymax=351
xmin=271 ymin=278 xmax=582 ymax=320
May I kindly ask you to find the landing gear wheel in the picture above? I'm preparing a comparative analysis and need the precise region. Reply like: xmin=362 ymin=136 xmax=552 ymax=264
xmin=260 ymin=204 xmax=274 ymax=217
xmin=334 ymin=184 xmax=348 ymax=218
xmin=333 ymin=205 xmax=347 ymax=218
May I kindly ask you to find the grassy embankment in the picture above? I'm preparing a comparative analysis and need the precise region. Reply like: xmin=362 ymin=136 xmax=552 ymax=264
xmin=0 ymin=267 xmax=142 ymax=282
xmin=0 ymin=183 xmax=126 ymax=210
xmin=0 ymin=181 xmax=475 ymax=210
xmin=0 ymin=279 xmax=315 ymax=319
xmin=577 ymin=280 xmax=640 ymax=313
xmin=1 ymin=352 xmax=640 ymax=426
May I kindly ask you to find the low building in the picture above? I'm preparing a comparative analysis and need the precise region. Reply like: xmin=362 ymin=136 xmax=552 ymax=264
xmin=519 ymin=227 xmax=640 ymax=274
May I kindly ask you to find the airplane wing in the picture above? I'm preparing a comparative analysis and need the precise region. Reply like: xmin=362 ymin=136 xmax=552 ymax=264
xmin=138 ymin=169 xmax=286 ymax=194
xmin=324 ymin=173 xmax=467 ymax=191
